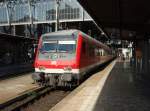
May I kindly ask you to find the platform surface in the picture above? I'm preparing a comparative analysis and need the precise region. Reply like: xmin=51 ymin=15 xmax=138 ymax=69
xmin=50 ymin=60 xmax=150 ymax=111
xmin=0 ymin=74 xmax=38 ymax=104
xmin=0 ymin=63 xmax=33 ymax=78
xmin=94 ymin=61 xmax=150 ymax=111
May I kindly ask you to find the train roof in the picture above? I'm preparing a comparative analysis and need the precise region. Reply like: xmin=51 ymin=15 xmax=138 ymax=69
xmin=42 ymin=30 xmax=79 ymax=37
xmin=42 ymin=29 xmax=111 ymax=51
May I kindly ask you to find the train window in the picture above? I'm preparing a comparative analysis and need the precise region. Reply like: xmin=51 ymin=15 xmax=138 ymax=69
xmin=103 ymin=50 xmax=109 ymax=56
xmin=89 ymin=45 xmax=94 ymax=56
xmin=95 ymin=47 xmax=100 ymax=56
xmin=82 ymin=42 xmax=86 ymax=53
xmin=99 ymin=49 xmax=104 ymax=56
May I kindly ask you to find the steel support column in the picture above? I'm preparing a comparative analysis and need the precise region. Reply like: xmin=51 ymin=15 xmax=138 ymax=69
xmin=55 ymin=0 xmax=61 ymax=31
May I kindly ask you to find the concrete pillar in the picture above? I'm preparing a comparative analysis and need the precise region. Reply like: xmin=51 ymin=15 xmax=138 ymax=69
xmin=135 ymin=37 xmax=150 ymax=81
xmin=148 ymin=39 xmax=150 ymax=74
xmin=141 ymin=40 xmax=148 ymax=74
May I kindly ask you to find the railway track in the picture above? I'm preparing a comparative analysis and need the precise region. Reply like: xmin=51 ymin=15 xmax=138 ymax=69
xmin=0 ymin=86 xmax=70 ymax=111
xmin=0 ymin=60 xmax=113 ymax=111
xmin=0 ymin=87 xmax=50 ymax=111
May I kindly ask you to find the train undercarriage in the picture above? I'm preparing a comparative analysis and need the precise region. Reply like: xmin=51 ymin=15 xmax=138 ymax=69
xmin=32 ymin=72 xmax=80 ymax=87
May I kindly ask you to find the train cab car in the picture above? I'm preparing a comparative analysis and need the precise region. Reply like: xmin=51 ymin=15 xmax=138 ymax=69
xmin=32 ymin=30 xmax=114 ymax=86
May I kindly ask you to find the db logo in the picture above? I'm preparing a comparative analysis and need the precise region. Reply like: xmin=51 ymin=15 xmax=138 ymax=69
xmin=51 ymin=61 xmax=57 ymax=65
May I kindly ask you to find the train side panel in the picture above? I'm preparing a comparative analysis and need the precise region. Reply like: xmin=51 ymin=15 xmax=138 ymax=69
xmin=78 ymin=33 xmax=113 ymax=75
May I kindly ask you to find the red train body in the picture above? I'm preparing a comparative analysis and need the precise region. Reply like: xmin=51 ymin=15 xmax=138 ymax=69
xmin=32 ymin=30 xmax=114 ymax=86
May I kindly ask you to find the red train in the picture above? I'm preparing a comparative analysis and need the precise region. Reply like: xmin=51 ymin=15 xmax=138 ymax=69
xmin=32 ymin=30 xmax=115 ymax=86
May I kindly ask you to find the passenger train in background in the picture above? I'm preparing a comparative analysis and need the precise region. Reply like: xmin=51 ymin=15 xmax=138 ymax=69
xmin=32 ymin=30 xmax=115 ymax=86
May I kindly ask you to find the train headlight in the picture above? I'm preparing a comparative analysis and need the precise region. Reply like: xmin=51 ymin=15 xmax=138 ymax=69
xmin=39 ymin=66 xmax=45 ymax=71
xmin=64 ymin=66 xmax=72 ymax=71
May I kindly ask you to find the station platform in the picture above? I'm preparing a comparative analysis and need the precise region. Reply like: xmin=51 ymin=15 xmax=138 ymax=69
xmin=50 ymin=60 xmax=150 ymax=111
xmin=0 ymin=63 xmax=33 ymax=78
xmin=0 ymin=74 xmax=38 ymax=104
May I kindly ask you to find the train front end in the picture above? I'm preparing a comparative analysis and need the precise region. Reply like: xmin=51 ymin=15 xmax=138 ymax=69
xmin=32 ymin=31 xmax=79 ymax=86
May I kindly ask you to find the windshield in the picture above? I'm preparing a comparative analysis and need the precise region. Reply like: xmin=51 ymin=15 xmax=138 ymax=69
xmin=40 ymin=41 xmax=76 ymax=53
xmin=41 ymin=41 xmax=57 ymax=52
xmin=58 ymin=41 xmax=76 ymax=53
xmin=38 ymin=40 xmax=76 ymax=60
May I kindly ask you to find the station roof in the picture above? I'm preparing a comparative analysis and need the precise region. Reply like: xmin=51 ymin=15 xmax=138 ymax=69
xmin=78 ymin=0 xmax=150 ymax=40
xmin=0 ymin=33 xmax=37 ymax=41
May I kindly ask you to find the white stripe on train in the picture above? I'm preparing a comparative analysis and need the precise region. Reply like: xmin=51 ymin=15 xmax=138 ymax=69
xmin=35 ymin=60 xmax=108 ymax=74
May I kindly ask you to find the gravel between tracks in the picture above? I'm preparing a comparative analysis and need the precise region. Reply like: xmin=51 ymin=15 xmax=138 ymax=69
xmin=22 ymin=90 xmax=70 ymax=111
